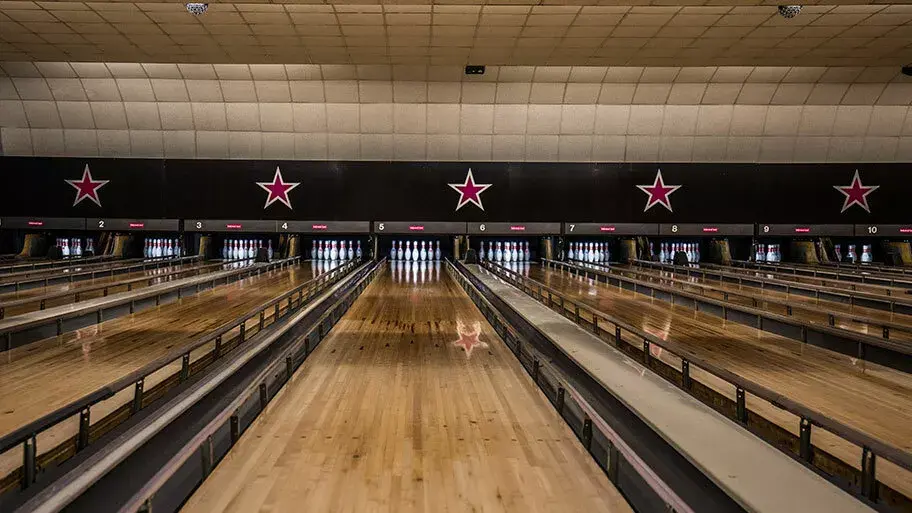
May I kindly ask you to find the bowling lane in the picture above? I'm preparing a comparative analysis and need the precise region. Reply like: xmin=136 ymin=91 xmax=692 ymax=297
xmin=0 ymin=257 xmax=145 ymax=284
xmin=0 ymin=261 xmax=332 ymax=441
xmin=703 ymin=263 xmax=910 ymax=297
xmin=0 ymin=259 xmax=247 ymax=317
xmin=528 ymin=265 xmax=912 ymax=454
xmin=610 ymin=264 xmax=912 ymax=342
xmin=180 ymin=262 xmax=629 ymax=513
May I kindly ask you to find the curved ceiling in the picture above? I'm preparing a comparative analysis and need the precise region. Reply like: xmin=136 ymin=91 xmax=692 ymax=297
xmin=2 ymin=61 xmax=910 ymax=161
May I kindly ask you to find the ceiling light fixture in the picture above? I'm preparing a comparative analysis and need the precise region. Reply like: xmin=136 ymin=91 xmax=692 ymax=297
xmin=186 ymin=2 xmax=208 ymax=15
xmin=777 ymin=5 xmax=802 ymax=18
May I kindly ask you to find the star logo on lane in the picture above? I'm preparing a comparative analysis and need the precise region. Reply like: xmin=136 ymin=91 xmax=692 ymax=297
xmin=452 ymin=321 xmax=489 ymax=359
xmin=448 ymin=168 xmax=492 ymax=212
xmin=636 ymin=169 xmax=682 ymax=213
xmin=833 ymin=170 xmax=879 ymax=213
xmin=257 ymin=166 xmax=300 ymax=210
xmin=65 ymin=164 xmax=109 ymax=207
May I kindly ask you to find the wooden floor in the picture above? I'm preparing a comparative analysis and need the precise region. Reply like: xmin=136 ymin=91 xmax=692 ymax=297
xmin=611 ymin=264 xmax=912 ymax=343
xmin=181 ymin=262 xmax=629 ymax=513
xmin=0 ymin=261 xmax=324 ymax=443
xmin=528 ymin=264 xmax=912 ymax=495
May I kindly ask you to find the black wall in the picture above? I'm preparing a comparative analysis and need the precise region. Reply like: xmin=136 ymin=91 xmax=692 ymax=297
xmin=1 ymin=157 xmax=907 ymax=223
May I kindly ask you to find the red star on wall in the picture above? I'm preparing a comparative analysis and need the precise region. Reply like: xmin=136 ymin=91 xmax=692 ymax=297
xmin=65 ymin=164 xmax=109 ymax=207
xmin=452 ymin=321 xmax=489 ymax=359
xmin=448 ymin=169 xmax=492 ymax=211
xmin=257 ymin=166 xmax=300 ymax=210
xmin=833 ymin=170 xmax=879 ymax=213
xmin=636 ymin=169 xmax=682 ymax=213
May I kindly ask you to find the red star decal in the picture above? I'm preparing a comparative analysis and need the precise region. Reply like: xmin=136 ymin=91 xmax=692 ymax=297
xmin=65 ymin=164 xmax=109 ymax=207
xmin=256 ymin=166 xmax=300 ymax=210
xmin=448 ymin=169 xmax=492 ymax=211
xmin=636 ymin=169 xmax=682 ymax=213
xmin=833 ymin=170 xmax=879 ymax=213
xmin=452 ymin=321 xmax=489 ymax=359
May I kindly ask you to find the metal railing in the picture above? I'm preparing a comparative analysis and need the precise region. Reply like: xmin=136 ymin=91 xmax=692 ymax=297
xmin=0 ymin=255 xmax=118 ymax=275
xmin=546 ymin=259 xmax=912 ymax=373
xmin=0 ymin=257 xmax=296 ymax=351
xmin=0 ymin=258 xmax=360 ymax=497
xmin=0 ymin=256 xmax=201 ymax=293
xmin=445 ymin=259 xmax=692 ymax=513
xmin=0 ymin=258 xmax=253 ymax=320
xmin=575 ymin=259 xmax=912 ymax=342
xmin=633 ymin=259 xmax=911 ymax=306
xmin=113 ymin=259 xmax=384 ymax=513
xmin=483 ymin=259 xmax=912 ymax=511
xmin=724 ymin=259 xmax=912 ymax=287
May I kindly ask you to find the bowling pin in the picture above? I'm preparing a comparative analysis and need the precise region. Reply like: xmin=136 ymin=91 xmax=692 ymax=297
xmin=834 ymin=244 xmax=842 ymax=262
xmin=391 ymin=241 xmax=398 ymax=261
xmin=356 ymin=241 xmax=363 ymax=259
xmin=495 ymin=242 xmax=503 ymax=263
xmin=268 ymin=240 xmax=274 ymax=260
xmin=695 ymin=244 xmax=700 ymax=263
xmin=420 ymin=241 xmax=428 ymax=262
xmin=312 ymin=240 xmax=318 ymax=260
xmin=659 ymin=243 xmax=667 ymax=263
xmin=523 ymin=241 xmax=530 ymax=262
xmin=435 ymin=240 xmax=441 ymax=261
xmin=765 ymin=244 xmax=774 ymax=263
xmin=329 ymin=240 xmax=337 ymax=260
xmin=62 ymin=239 xmax=70 ymax=257
xmin=480 ymin=241 xmax=486 ymax=261
xmin=861 ymin=244 xmax=872 ymax=263
xmin=404 ymin=241 xmax=411 ymax=262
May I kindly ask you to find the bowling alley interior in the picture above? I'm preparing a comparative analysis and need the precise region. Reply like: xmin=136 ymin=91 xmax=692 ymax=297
xmin=1 ymin=0 xmax=911 ymax=512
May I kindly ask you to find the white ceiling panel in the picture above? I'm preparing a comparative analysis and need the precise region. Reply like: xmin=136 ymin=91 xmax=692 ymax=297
xmin=1 ymin=3 xmax=910 ymax=66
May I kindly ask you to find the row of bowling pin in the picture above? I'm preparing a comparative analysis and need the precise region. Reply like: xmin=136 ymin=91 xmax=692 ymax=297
xmin=57 ymin=238 xmax=92 ymax=257
xmin=390 ymin=240 xmax=440 ymax=262
xmin=312 ymin=240 xmax=361 ymax=261
xmin=754 ymin=244 xmax=781 ymax=263
xmin=480 ymin=241 xmax=530 ymax=263
xmin=660 ymin=242 xmax=700 ymax=264
xmin=222 ymin=239 xmax=272 ymax=260
xmin=145 ymin=238 xmax=182 ymax=259
xmin=834 ymin=244 xmax=872 ymax=263
xmin=568 ymin=242 xmax=609 ymax=263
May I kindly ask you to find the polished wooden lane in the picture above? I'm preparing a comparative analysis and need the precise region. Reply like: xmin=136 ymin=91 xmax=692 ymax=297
xmin=528 ymin=264 xmax=912 ymax=495
xmin=612 ymin=264 xmax=912 ymax=343
xmin=0 ymin=260 xmax=236 ymax=319
xmin=706 ymin=263 xmax=910 ymax=296
xmin=0 ymin=257 xmax=144 ymax=284
xmin=0 ymin=260 xmax=206 ymax=302
xmin=181 ymin=262 xmax=630 ymax=513
xmin=0 ymin=262 xmax=326 ymax=442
